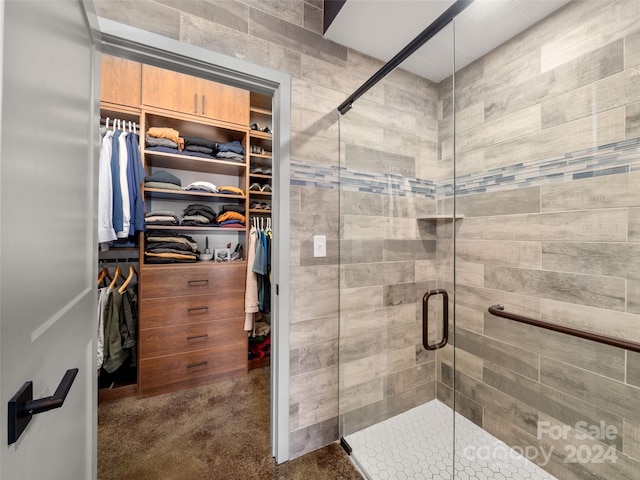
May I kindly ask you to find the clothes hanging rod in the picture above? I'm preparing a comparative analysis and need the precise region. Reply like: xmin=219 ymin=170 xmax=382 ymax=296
xmin=337 ymin=0 xmax=474 ymax=115
xmin=488 ymin=304 xmax=640 ymax=353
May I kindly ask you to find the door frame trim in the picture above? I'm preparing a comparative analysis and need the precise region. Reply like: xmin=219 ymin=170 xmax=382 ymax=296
xmin=94 ymin=17 xmax=291 ymax=463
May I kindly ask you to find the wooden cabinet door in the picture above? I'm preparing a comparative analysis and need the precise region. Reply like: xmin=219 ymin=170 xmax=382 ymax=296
xmin=100 ymin=54 xmax=141 ymax=107
xmin=199 ymin=78 xmax=250 ymax=126
xmin=142 ymin=64 xmax=200 ymax=115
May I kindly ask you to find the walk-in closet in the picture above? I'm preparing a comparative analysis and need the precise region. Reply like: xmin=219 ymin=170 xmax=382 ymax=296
xmin=97 ymin=54 xmax=274 ymax=401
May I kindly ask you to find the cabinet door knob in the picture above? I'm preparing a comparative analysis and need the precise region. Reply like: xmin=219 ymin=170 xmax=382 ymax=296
xmin=194 ymin=93 xmax=197 ymax=114
xmin=202 ymin=95 xmax=205 ymax=115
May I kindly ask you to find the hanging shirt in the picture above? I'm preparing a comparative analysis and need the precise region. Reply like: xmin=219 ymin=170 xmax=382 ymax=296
xmin=117 ymin=131 xmax=131 ymax=238
xmin=110 ymin=130 xmax=123 ymax=234
xmin=98 ymin=130 xmax=117 ymax=247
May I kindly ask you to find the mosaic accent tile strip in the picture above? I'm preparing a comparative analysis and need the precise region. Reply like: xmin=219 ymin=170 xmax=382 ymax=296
xmin=291 ymin=137 xmax=640 ymax=200
xmin=345 ymin=400 xmax=557 ymax=480
xmin=438 ymin=138 xmax=640 ymax=198
xmin=290 ymin=160 xmax=436 ymax=198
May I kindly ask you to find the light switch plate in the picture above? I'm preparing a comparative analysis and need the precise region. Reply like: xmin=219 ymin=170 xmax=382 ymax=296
xmin=313 ymin=235 xmax=326 ymax=257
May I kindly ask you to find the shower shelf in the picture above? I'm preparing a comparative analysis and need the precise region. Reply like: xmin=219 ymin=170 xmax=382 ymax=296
xmin=417 ymin=215 xmax=464 ymax=220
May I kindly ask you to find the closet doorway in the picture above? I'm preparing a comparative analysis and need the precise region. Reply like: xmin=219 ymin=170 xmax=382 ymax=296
xmin=97 ymin=20 xmax=292 ymax=463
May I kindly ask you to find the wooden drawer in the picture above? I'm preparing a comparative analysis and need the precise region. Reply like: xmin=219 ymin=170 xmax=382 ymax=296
xmin=139 ymin=291 xmax=244 ymax=329
xmin=139 ymin=343 xmax=247 ymax=397
xmin=139 ymin=317 xmax=245 ymax=359
xmin=140 ymin=262 xmax=246 ymax=299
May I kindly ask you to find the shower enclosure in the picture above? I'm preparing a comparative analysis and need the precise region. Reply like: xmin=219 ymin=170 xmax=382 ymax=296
xmin=337 ymin=1 xmax=640 ymax=479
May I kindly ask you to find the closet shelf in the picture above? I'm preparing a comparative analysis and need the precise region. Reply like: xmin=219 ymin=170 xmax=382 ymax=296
xmin=250 ymin=152 xmax=272 ymax=158
xmin=142 ymin=260 xmax=247 ymax=269
xmin=143 ymin=187 xmax=246 ymax=202
xmin=249 ymin=106 xmax=271 ymax=116
xmin=249 ymin=173 xmax=272 ymax=180
xmin=248 ymin=191 xmax=272 ymax=196
xmin=144 ymin=150 xmax=246 ymax=175
xmin=145 ymin=225 xmax=247 ymax=233
xmin=250 ymin=131 xmax=272 ymax=140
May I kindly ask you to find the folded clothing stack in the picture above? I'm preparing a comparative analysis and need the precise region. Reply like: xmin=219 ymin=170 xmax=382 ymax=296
xmin=216 ymin=210 xmax=245 ymax=228
xmin=182 ymin=204 xmax=217 ymax=227
xmin=145 ymin=210 xmax=179 ymax=226
xmin=216 ymin=140 xmax=244 ymax=163
xmin=184 ymin=181 xmax=218 ymax=193
xmin=144 ymin=170 xmax=182 ymax=191
xmin=144 ymin=231 xmax=198 ymax=263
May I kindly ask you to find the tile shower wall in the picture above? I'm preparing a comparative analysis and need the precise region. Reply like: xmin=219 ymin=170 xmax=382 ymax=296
xmin=337 ymin=76 xmax=442 ymax=436
xmin=434 ymin=1 xmax=640 ymax=479
xmin=94 ymin=0 xmax=438 ymax=458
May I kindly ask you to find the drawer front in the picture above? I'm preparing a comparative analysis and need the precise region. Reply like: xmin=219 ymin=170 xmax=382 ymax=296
xmin=139 ymin=342 xmax=247 ymax=391
xmin=139 ymin=291 xmax=244 ymax=329
xmin=140 ymin=262 xmax=246 ymax=299
xmin=139 ymin=317 xmax=246 ymax=359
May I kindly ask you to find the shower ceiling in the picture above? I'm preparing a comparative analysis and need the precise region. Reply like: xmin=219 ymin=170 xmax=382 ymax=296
xmin=324 ymin=0 xmax=571 ymax=83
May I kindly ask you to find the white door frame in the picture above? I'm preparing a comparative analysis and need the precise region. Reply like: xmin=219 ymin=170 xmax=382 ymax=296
xmin=95 ymin=17 xmax=292 ymax=463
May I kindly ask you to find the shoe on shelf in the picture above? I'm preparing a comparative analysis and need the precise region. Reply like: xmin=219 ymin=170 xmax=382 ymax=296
xmin=262 ymin=126 xmax=271 ymax=134
xmin=262 ymin=203 xmax=271 ymax=210
xmin=262 ymin=167 xmax=272 ymax=175
xmin=250 ymin=123 xmax=259 ymax=130
xmin=260 ymin=184 xmax=272 ymax=192
xmin=249 ymin=183 xmax=262 ymax=191
xmin=250 ymin=201 xmax=262 ymax=210
xmin=250 ymin=165 xmax=264 ymax=174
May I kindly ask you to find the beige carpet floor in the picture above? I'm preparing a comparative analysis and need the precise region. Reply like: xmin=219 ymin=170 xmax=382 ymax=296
xmin=98 ymin=367 xmax=363 ymax=480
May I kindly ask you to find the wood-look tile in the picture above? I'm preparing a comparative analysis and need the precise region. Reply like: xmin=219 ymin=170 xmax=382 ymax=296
xmin=292 ymin=78 xmax=345 ymax=114
xmin=624 ymin=419 xmax=640 ymax=461
xmin=290 ymin=315 xmax=339 ymax=346
xmin=630 ymin=207 xmax=640 ymax=242
xmin=340 ymin=303 xmax=416 ymax=334
xmin=447 ymin=363 xmax=539 ymax=436
xmin=626 ymin=101 xmax=640 ymax=138
xmin=292 ymin=130 xmax=339 ymax=165
xmin=344 ymin=143 xmax=416 ymax=178
xmin=339 ymin=330 xmax=383 ymax=364
xmin=340 ymin=190 xmax=383 ymax=216
xmin=628 ymin=279 xmax=640 ymax=315
xmin=456 ymin=239 xmax=541 ymax=269
xmin=628 ymin=351 xmax=640 ymax=388
xmin=483 ymin=362 xmax=624 ymax=449
xmin=341 ymin=263 xmax=384 ymax=289
xmin=299 ymin=239 xmax=339 ymax=266
xmin=95 ymin=0 xmax=181 ymax=39
xmin=339 ymin=378 xmax=383 ymax=413
xmin=340 ymin=390 xmax=416 ymax=436
xmin=455 ymin=187 xmax=541 ymax=217
xmin=290 ymin=289 xmax=339 ymax=322
xmin=540 ymin=357 xmax=640 ymax=424
xmin=290 ymin=365 xmax=338 ymax=404
xmin=542 ymin=241 xmax=640 ymax=280
xmin=157 ymin=0 xmax=249 ymax=32
xmin=298 ymin=340 xmax=338 ymax=374
xmin=291 ymin=212 xmax=339 ymax=240
xmin=340 ymin=285 xmax=383 ymax=315
xmin=484 ymin=107 xmax=626 ymax=169
xmin=293 ymin=106 xmax=340 ymax=140
xmin=291 ymin=265 xmax=339 ymax=295
xmin=249 ymin=7 xmax=346 ymax=65
xmin=485 ymin=265 xmax=626 ymax=311
xmin=383 ymin=240 xmax=436 ymax=262
xmin=339 ymin=240 xmax=383 ymax=265
xmin=541 ymin=170 xmax=640 ymax=212
xmin=485 ymin=209 xmax=628 ymax=242
xmin=485 ymin=314 xmax=625 ymax=381
xmin=289 ymin=416 xmax=339 ymax=458
xmin=540 ymin=298 xmax=640 ymax=344
xmin=456 ymin=327 xmax=539 ymax=380
xmin=303 ymin=2 xmax=322 ymax=34
xmin=342 ymin=215 xmax=387 ymax=240
xmin=626 ymin=29 xmax=640 ymax=69
xmin=484 ymin=40 xmax=623 ymax=123
xmin=297 ymin=389 xmax=338 ymax=430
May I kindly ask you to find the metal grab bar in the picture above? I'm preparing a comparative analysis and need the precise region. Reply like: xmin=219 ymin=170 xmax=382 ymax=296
xmin=488 ymin=304 xmax=640 ymax=353
xmin=423 ymin=289 xmax=449 ymax=350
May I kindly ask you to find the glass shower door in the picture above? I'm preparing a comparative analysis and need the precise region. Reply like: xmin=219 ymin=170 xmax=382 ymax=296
xmin=337 ymin=22 xmax=457 ymax=480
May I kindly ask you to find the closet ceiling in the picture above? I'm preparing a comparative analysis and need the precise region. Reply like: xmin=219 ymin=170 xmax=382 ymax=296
xmin=323 ymin=0 xmax=572 ymax=83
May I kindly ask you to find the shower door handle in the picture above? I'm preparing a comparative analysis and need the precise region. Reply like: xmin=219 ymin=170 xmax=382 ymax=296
xmin=422 ymin=289 xmax=449 ymax=350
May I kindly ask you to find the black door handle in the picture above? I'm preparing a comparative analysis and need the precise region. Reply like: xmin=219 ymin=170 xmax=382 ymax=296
xmin=422 ymin=289 xmax=449 ymax=350
xmin=8 ymin=368 xmax=78 ymax=445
